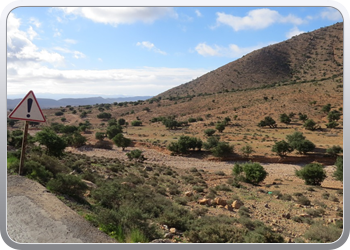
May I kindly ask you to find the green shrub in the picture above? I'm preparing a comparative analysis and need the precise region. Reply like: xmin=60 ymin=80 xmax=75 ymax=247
xmin=131 ymin=120 xmax=143 ymax=126
xmin=333 ymin=157 xmax=343 ymax=182
xmin=47 ymin=173 xmax=88 ymax=197
xmin=112 ymin=133 xmax=131 ymax=151
xmin=204 ymin=129 xmax=216 ymax=137
xmin=233 ymin=162 xmax=267 ymax=185
xmin=95 ymin=132 xmax=105 ymax=141
xmin=215 ymin=123 xmax=226 ymax=133
xmin=279 ymin=113 xmax=291 ymax=124
xmin=240 ymin=145 xmax=255 ymax=157
xmin=167 ymin=136 xmax=202 ymax=154
xmin=203 ymin=136 xmax=220 ymax=150
xmin=97 ymin=112 xmax=112 ymax=120
xmin=271 ymin=140 xmax=292 ymax=157
xmin=304 ymin=222 xmax=342 ymax=243
xmin=328 ymin=144 xmax=343 ymax=158
xmin=211 ymin=142 xmax=234 ymax=158
xmin=296 ymin=195 xmax=311 ymax=205
xmin=295 ymin=163 xmax=327 ymax=185
xmin=303 ymin=119 xmax=317 ymax=130
xmin=126 ymin=149 xmax=144 ymax=162
xmin=35 ymin=127 xmax=67 ymax=157
xmin=29 ymin=154 xmax=69 ymax=176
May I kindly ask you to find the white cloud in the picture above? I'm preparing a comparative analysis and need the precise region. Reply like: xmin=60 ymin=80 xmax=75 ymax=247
xmin=7 ymin=67 xmax=208 ymax=97
xmin=53 ymin=47 xmax=86 ymax=59
xmin=53 ymin=28 xmax=61 ymax=37
xmin=27 ymin=26 xmax=38 ymax=40
xmin=286 ymin=26 xmax=304 ymax=39
xmin=7 ymin=13 xmax=65 ymax=67
xmin=195 ymin=10 xmax=202 ymax=17
xmin=64 ymin=39 xmax=78 ymax=44
xmin=29 ymin=17 xmax=41 ymax=28
xmin=215 ymin=8 xmax=306 ymax=31
xmin=195 ymin=42 xmax=273 ymax=58
xmin=137 ymin=41 xmax=167 ymax=55
xmin=7 ymin=13 xmax=205 ymax=97
xmin=321 ymin=7 xmax=343 ymax=21
xmin=56 ymin=7 xmax=178 ymax=26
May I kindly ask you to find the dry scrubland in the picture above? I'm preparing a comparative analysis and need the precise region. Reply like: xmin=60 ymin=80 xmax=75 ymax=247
xmin=7 ymin=75 xmax=343 ymax=243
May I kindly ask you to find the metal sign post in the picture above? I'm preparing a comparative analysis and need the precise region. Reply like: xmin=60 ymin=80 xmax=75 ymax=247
xmin=19 ymin=121 xmax=29 ymax=175
xmin=8 ymin=90 xmax=46 ymax=175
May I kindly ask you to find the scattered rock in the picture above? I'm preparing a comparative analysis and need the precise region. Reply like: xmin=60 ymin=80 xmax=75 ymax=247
xmin=164 ymin=233 xmax=174 ymax=239
xmin=214 ymin=197 xmax=227 ymax=206
xmin=225 ymin=205 xmax=233 ymax=211
xmin=282 ymin=213 xmax=291 ymax=219
xmin=185 ymin=191 xmax=193 ymax=197
xmin=169 ymin=228 xmax=177 ymax=234
xmin=82 ymin=180 xmax=97 ymax=189
xmin=198 ymin=198 xmax=211 ymax=206
xmin=232 ymin=200 xmax=244 ymax=209
xmin=264 ymin=203 xmax=269 ymax=208
xmin=143 ymin=166 xmax=153 ymax=171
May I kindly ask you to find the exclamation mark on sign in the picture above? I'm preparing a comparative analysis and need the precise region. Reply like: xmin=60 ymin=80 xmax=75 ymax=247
xmin=27 ymin=98 xmax=33 ymax=118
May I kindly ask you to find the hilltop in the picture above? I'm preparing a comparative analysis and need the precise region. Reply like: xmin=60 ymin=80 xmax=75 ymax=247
xmin=157 ymin=22 xmax=343 ymax=99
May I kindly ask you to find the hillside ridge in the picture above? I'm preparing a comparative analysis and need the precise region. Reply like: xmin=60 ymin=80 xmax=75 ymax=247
xmin=157 ymin=22 xmax=343 ymax=99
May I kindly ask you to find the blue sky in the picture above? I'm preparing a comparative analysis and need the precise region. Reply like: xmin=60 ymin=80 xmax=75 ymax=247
xmin=7 ymin=6 xmax=343 ymax=99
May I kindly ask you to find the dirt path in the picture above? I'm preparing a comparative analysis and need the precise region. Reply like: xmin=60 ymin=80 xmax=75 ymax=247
xmin=67 ymin=145 xmax=341 ymax=189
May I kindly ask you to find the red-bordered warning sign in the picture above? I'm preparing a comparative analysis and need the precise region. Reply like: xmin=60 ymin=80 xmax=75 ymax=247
xmin=8 ymin=90 xmax=46 ymax=122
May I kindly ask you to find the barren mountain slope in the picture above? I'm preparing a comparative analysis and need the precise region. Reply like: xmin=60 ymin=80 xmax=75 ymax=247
xmin=157 ymin=22 xmax=343 ymax=99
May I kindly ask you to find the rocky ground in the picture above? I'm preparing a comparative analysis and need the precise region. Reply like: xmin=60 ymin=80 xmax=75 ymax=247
xmin=66 ymin=144 xmax=343 ymax=243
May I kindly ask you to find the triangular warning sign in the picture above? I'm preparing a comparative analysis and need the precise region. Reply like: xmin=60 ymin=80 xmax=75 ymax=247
xmin=8 ymin=90 xmax=46 ymax=122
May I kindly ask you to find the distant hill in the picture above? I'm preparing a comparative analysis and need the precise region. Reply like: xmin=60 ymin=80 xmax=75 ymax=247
xmin=157 ymin=22 xmax=343 ymax=99
xmin=7 ymin=96 xmax=152 ymax=110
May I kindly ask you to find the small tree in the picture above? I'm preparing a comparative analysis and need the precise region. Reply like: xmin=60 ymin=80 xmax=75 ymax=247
xmin=35 ymin=127 xmax=66 ymax=157
xmin=112 ymin=133 xmax=131 ymax=151
xmin=126 ymin=149 xmax=145 ymax=162
xmin=303 ymin=119 xmax=317 ymax=131
xmin=298 ymin=113 xmax=308 ymax=122
xmin=118 ymin=118 xmax=126 ymax=126
xmin=258 ymin=116 xmax=277 ymax=128
xmin=286 ymin=132 xmax=315 ymax=155
xmin=215 ymin=123 xmax=226 ymax=133
xmin=211 ymin=142 xmax=234 ymax=158
xmin=97 ymin=112 xmax=112 ymax=120
xmin=203 ymin=136 xmax=220 ymax=150
xmin=295 ymin=163 xmax=327 ymax=186
xmin=321 ymin=104 xmax=332 ymax=113
xmin=106 ymin=125 xmax=123 ymax=139
xmin=327 ymin=110 xmax=341 ymax=122
xmin=272 ymin=140 xmax=293 ymax=157
xmin=293 ymin=140 xmax=316 ymax=155
xmin=131 ymin=120 xmax=142 ymax=126
xmin=326 ymin=120 xmax=339 ymax=129
xmin=204 ymin=129 xmax=216 ymax=137
xmin=232 ymin=162 xmax=267 ymax=185
xmin=95 ymin=132 xmax=105 ymax=141
xmin=168 ymin=136 xmax=202 ymax=154
xmin=326 ymin=145 xmax=343 ymax=158
xmin=240 ymin=144 xmax=255 ymax=158
xmin=280 ymin=113 xmax=291 ymax=124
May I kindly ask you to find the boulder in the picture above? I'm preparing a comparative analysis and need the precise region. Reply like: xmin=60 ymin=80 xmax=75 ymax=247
xmin=198 ymin=198 xmax=211 ymax=205
xmin=214 ymin=197 xmax=227 ymax=206
xmin=232 ymin=200 xmax=244 ymax=209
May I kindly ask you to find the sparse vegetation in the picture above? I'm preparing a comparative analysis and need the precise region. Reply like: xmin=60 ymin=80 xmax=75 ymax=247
xmin=295 ymin=163 xmax=327 ymax=186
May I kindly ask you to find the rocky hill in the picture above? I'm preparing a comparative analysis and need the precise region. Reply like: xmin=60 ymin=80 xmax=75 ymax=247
xmin=157 ymin=22 xmax=343 ymax=99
